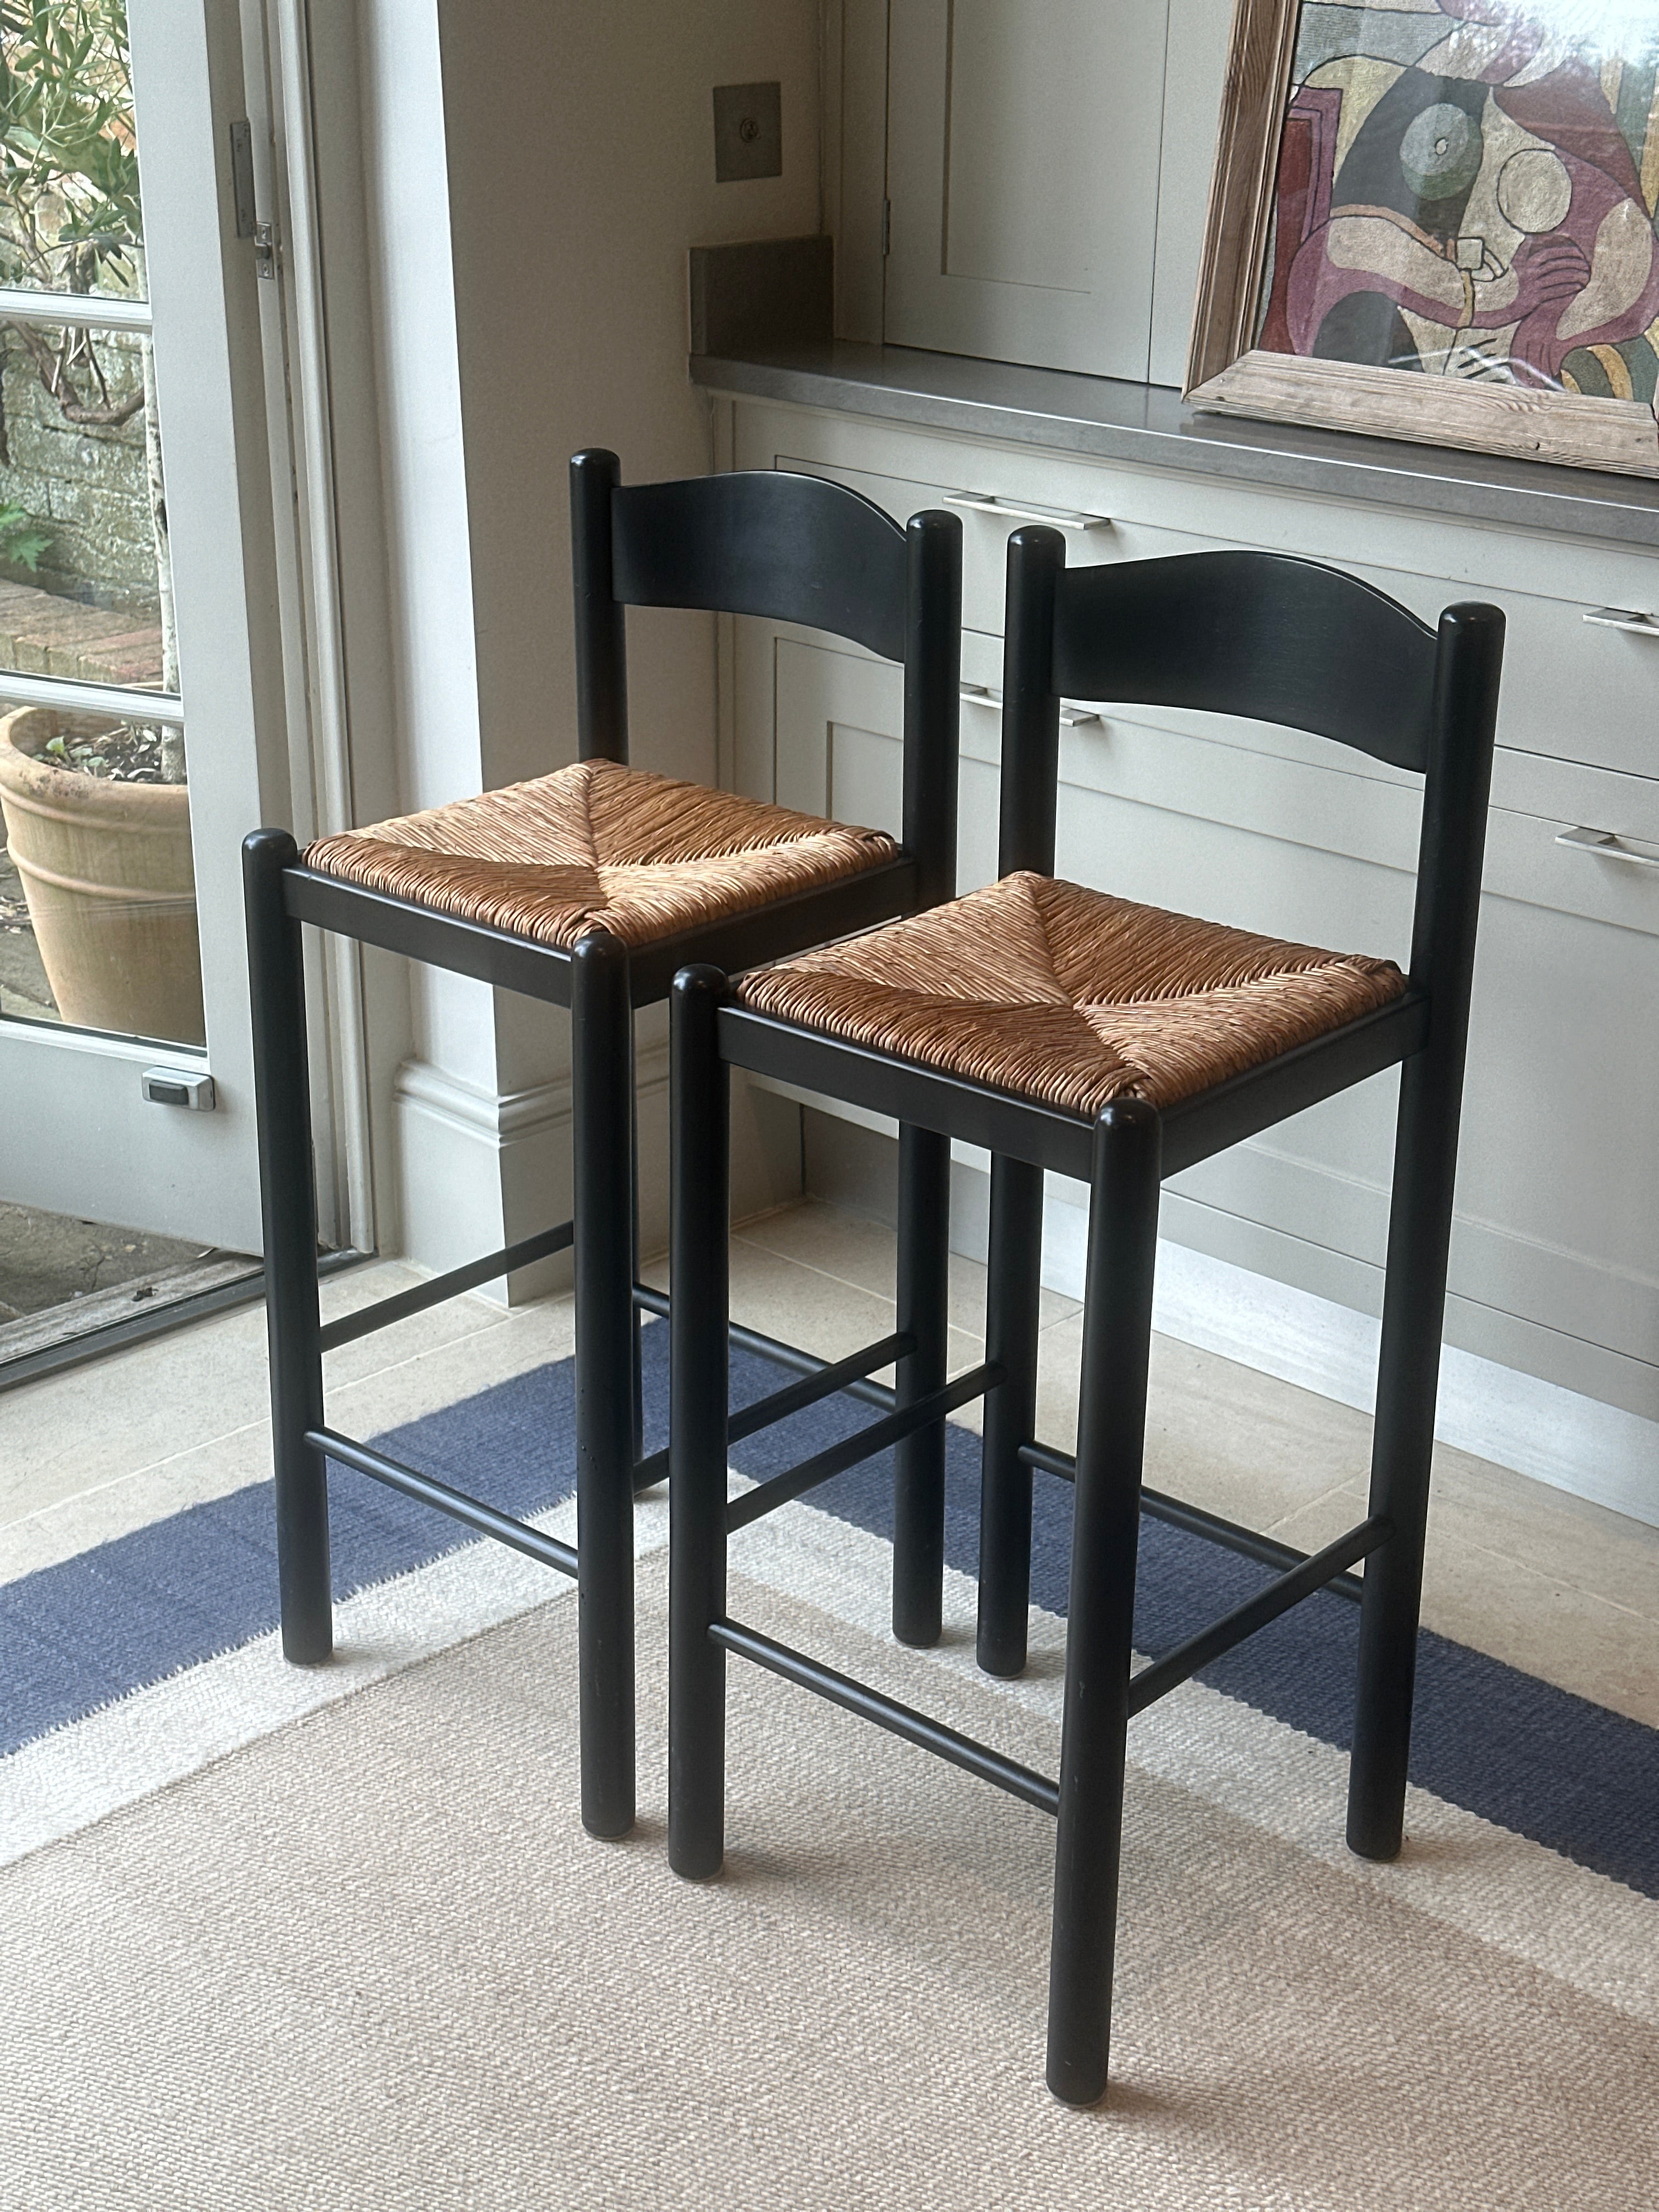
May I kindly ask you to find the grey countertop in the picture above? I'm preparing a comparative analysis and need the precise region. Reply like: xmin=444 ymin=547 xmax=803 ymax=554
xmin=691 ymin=342 xmax=1659 ymax=556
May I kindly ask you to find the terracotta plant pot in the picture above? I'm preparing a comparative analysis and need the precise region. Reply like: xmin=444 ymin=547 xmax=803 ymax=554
xmin=0 ymin=704 xmax=205 ymax=1045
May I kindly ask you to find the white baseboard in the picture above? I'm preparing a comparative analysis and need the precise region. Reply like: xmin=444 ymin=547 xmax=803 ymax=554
xmin=390 ymin=1049 xmax=803 ymax=1302
xmin=1041 ymin=1196 xmax=1659 ymax=1531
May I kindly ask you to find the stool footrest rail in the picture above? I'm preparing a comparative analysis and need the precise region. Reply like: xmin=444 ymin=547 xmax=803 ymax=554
xmin=710 ymin=1617 xmax=1060 ymax=1816
xmin=1020 ymin=1440 xmax=1369 ymax=1602
xmin=318 ymin=1222 xmax=574 ymax=1353
xmin=633 ymin=1283 xmax=899 ymax=1416
xmin=307 ymin=1425 xmax=578 ymax=1578
xmin=631 ymin=1330 xmax=913 ymax=1493
xmin=725 ymin=1361 xmax=1004 ymax=1533
xmin=1127 ymin=1514 xmax=1390 ymax=1717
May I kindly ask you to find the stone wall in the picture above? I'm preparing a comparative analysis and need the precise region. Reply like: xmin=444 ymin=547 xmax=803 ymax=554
xmin=0 ymin=327 xmax=159 ymax=618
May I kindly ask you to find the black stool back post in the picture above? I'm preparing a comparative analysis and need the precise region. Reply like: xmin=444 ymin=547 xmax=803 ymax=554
xmin=1348 ymin=601 xmax=1502 ymax=1858
xmin=891 ymin=509 xmax=963 ymax=1646
xmin=570 ymin=447 xmax=627 ymax=761
xmin=977 ymin=526 xmax=1065 ymax=1676
xmin=570 ymin=450 xmax=641 ymax=1475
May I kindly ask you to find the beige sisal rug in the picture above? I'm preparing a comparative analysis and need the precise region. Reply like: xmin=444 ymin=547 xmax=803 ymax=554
xmin=2 ymin=1511 xmax=1655 ymax=2210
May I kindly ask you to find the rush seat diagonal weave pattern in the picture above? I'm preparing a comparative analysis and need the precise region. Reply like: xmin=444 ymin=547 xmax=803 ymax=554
xmin=304 ymin=758 xmax=900 ymax=951
xmin=736 ymin=871 xmax=1407 ymax=1115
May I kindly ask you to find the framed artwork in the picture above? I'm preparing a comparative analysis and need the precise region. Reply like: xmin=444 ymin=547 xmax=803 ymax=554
xmin=1187 ymin=1 xmax=1659 ymax=476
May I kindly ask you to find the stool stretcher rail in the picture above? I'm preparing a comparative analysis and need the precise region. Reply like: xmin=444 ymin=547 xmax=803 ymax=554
xmin=1127 ymin=1514 xmax=1390 ymax=1717
xmin=318 ymin=1222 xmax=574 ymax=1353
xmin=1020 ymin=1439 xmax=1368 ymax=1603
xmin=711 ymin=1617 xmax=1059 ymax=1815
xmin=634 ymin=1282 xmax=899 ymax=1415
xmin=630 ymin=1329 xmax=914 ymax=1493
xmin=725 ymin=1361 xmax=1004 ymax=1533
xmin=307 ymin=1425 xmax=578 ymax=1578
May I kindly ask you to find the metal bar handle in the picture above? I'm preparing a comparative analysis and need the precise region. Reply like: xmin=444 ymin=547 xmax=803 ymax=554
xmin=960 ymin=682 xmax=1101 ymax=729
xmin=1555 ymin=824 xmax=1659 ymax=870
xmin=1582 ymin=606 xmax=1659 ymax=636
xmin=944 ymin=491 xmax=1110 ymax=532
xmin=0 ymin=282 xmax=152 ymax=334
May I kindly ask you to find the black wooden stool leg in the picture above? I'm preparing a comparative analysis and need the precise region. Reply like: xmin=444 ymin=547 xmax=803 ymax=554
xmin=572 ymin=930 xmax=636 ymax=1839
xmin=669 ymin=966 xmax=730 ymax=1880
xmin=977 ymin=1154 xmax=1043 ymax=1677
xmin=242 ymin=830 xmax=332 ymax=1666
xmin=1047 ymin=1100 xmax=1160 ymax=2107
xmin=629 ymin=1085 xmax=645 ymax=1468
xmin=1349 ymin=601 xmax=1498 ymax=1860
xmin=1347 ymin=1049 xmax=1461 ymax=1861
xmin=893 ymin=1124 xmax=951 ymax=1647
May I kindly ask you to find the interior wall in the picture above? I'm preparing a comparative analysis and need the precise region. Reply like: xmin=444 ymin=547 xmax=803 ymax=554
xmin=349 ymin=0 xmax=821 ymax=1280
xmin=437 ymin=0 xmax=822 ymax=802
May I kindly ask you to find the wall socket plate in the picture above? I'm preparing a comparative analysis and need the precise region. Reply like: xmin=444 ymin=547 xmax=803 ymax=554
xmin=713 ymin=81 xmax=782 ymax=183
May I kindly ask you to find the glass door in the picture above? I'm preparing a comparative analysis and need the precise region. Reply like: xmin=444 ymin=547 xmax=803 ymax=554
xmin=0 ymin=0 xmax=287 ymax=1276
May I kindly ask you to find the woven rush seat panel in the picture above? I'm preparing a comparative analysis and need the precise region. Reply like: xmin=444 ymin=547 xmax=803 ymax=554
xmin=736 ymin=871 xmax=1407 ymax=1116
xmin=304 ymin=759 xmax=900 ymax=952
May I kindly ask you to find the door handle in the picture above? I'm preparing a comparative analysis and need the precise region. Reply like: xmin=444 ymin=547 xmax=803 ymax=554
xmin=1582 ymin=606 xmax=1659 ymax=636
xmin=960 ymin=683 xmax=1101 ymax=727
xmin=1555 ymin=824 xmax=1659 ymax=868
xmin=944 ymin=492 xmax=1111 ymax=532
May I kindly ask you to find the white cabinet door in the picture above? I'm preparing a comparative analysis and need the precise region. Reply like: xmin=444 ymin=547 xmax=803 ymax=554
xmin=736 ymin=622 xmax=1000 ymax=895
xmin=884 ymin=0 xmax=1171 ymax=379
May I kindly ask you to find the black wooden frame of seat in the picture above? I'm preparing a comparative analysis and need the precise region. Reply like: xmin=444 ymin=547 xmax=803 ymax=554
xmin=665 ymin=530 xmax=1503 ymax=2104
xmin=241 ymin=449 xmax=962 ymax=1842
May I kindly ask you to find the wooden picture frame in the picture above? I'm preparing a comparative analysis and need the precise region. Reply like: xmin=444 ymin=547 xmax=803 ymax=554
xmin=1186 ymin=0 xmax=1659 ymax=477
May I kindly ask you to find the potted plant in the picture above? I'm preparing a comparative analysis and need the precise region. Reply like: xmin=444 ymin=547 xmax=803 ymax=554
xmin=0 ymin=704 xmax=201 ymax=1040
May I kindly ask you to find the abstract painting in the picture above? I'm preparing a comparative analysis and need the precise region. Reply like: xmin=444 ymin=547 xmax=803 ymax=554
xmin=1187 ymin=1 xmax=1659 ymax=475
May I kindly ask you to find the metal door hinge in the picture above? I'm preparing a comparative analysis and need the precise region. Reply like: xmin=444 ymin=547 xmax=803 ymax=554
xmin=228 ymin=118 xmax=279 ymax=279
xmin=881 ymin=197 xmax=891 ymax=257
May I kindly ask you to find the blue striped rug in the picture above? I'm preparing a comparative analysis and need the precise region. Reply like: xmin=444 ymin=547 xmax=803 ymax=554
xmin=4 ymin=1322 xmax=1655 ymax=1898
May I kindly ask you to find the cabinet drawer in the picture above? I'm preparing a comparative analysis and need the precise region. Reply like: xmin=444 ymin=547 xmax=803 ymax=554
xmin=774 ymin=449 xmax=1125 ymax=636
xmin=761 ymin=430 xmax=1659 ymax=785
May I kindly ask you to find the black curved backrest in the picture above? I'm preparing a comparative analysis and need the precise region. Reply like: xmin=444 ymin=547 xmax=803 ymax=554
xmin=1000 ymin=529 xmax=1504 ymax=1006
xmin=1053 ymin=550 xmax=1437 ymax=772
xmin=570 ymin=448 xmax=962 ymax=907
xmin=613 ymin=471 xmax=910 ymax=657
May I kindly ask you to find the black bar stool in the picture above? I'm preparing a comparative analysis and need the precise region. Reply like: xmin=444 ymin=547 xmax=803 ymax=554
xmin=664 ymin=532 xmax=1503 ymax=2101
xmin=242 ymin=453 xmax=961 ymax=1841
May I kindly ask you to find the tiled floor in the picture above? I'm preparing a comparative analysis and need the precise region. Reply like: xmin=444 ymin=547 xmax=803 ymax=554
xmin=4 ymin=1198 xmax=1656 ymax=1726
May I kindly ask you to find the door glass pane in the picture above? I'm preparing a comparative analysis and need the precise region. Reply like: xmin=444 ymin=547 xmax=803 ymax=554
xmin=0 ymin=320 xmax=170 ymax=690
xmin=0 ymin=4 xmax=146 ymax=299
xmin=0 ymin=691 xmax=199 ymax=1043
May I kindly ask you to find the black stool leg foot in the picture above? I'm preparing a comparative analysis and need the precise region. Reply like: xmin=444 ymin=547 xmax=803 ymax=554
xmin=893 ymin=1124 xmax=951 ymax=1648
xmin=572 ymin=932 xmax=636 ymax=1839
xmin=1046 ymin=1103 xmax=1159 ymax=2106
xmin=977 ymin=1154 xmax=1043 ymax=1677
xmin=244 ymin=829 xmax=331 ymax=1667
xmin=669 ymin=967 xmax=730 ymax=1880
xmin=1347 ymin=1053 xmax=1458 ymax=1862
